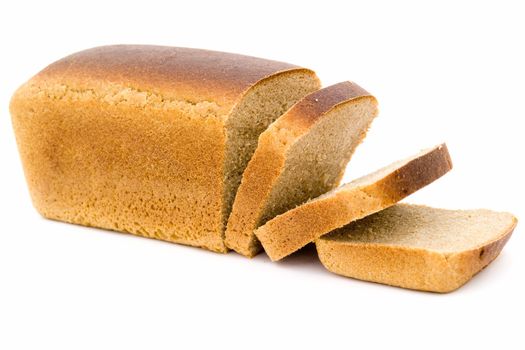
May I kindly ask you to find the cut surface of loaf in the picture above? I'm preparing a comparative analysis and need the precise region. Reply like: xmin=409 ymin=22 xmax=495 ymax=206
xmin=255 ymin=144 xmax=452 ymax=261
xmin=316 ymin=204 xmax=517 ymax=292
xmin=10 ymin=45 xmax=320 ymax=252
xmin=225 ymin=82 xmax=379 ymax=257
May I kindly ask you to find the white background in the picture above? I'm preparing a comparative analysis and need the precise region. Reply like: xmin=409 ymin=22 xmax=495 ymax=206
xmin=1 ymin=1 xmax=523 ymax=349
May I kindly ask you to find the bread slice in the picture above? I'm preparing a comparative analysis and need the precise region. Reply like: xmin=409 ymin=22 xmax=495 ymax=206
xmin=316 ymin=204 xmax=517 ymax=292
xmin=10 ymin=45 xmax=320 ymax=252
xmin=225 ymin=82 xmax=379 ymax=257
xmin=255 ymin=144 xmax=452 ymax=261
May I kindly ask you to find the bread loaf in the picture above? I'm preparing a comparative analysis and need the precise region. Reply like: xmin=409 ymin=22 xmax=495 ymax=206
xmin=255 ymin=144 xmax=452 ymax=261
xmin=225 ymin=82 xmax=378 ymax=257
xmin=316 ymin=204 xmax=517 ymax=292
xmin=11 ymin=46 xmax=516 ymax=293
xmin=10 ymin=45 xmax=321 ymax=252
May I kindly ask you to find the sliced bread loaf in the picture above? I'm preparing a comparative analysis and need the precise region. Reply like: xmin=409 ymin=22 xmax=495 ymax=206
xmin=10 ymin=45 xmax=320 ymax=252
xmin=316 ymin=204 xmax=517 ymax=292
xmin=225 ymin=82 xmax=379 ymax=257
xmin=255 ymin=144 xmax=452 ymax=261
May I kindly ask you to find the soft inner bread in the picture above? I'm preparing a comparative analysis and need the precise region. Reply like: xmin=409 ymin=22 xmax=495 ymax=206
xmin=225 ymin=82 xmax=378 ymax=257
xmin=316 ymin=204 xmax=517 ymax=292
xmin=260 ymin=98 xmax=377 ymax=225
xmin=254 ymin=144 xmax=452 ymax=261
xmin=223 ymin=71 xmax=320 ymax=224
xmin=10 ymin=45 xmax=320 ymax=252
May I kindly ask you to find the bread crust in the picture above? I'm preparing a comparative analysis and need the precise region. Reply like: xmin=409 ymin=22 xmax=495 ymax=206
xmin=316 ymin=207 xmax=517 ymax=293
xmin=31 ymin=45 xmax=312 ymax=115
xmin=254 ymin=144 xmax=452 ymax=261
xmin=282 ymin=81 xmax=372 ymax=130
xmin=225 ymin=82 xmax=377 ymax=257
xmin=10 ymin=45 xmax=318 ymax=253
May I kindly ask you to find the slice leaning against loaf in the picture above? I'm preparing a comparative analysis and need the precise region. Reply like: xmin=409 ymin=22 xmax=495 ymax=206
xmin=316 ymin=204 xmax=517 ymax=293
xmin=255 ymin=144 xmax=452 ymax=261
xmin=225 ymin=82 xmax=379 ymax=257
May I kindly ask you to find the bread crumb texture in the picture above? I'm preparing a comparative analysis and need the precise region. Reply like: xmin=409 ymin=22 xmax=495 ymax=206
xmin=225 ymin=82 xmax=378 ymax=257
xmin=317 ymin=204 xmax=517 ymax=292
xmin=255 ymin=144 xmax=452 ymax=261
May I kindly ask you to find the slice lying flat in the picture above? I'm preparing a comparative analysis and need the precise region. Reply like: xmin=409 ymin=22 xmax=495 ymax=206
xmin=316 ymin=204 xmax=517 ymax=292
xmin=255 ymin=144 xmax=452 ymax=261
xmin=225 ymin=81 xmax=378 ymax=257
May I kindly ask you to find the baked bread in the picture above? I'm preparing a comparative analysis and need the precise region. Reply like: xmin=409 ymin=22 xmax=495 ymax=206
xmin=10 ymin=45 xmax=320 ymax=252
xmin=225 ymin=82 xmax=378 ymax=257
xmin=316 ymin=204 xmax=517 ymax=292
xmin=255 ymin=144 xmax=452 ymax=261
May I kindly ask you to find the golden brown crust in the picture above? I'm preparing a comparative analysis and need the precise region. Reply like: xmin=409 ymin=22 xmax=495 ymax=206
xmin=282 ymin=81 xmax=372 ymax=130
xmin=11 ymin=93 xmax=228 ymax=252
xmin=254 ymin=144 xmax=452 ymax=261
xmin=33 ymin=45 xmax=311 ymax=114
xmin=10 ymin=45 xmax=319 ymax=253
xmin=316 ymin=211 xmax=517 ymax=293
xmin=225 ymin=82 xmax=377 ymax=257
xmin=361 ymin=144 xmax=453 ymax=202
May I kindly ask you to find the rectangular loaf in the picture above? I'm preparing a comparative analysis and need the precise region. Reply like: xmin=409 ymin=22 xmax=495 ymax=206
xmin=10 ymin=45 xmax=320 ymax=252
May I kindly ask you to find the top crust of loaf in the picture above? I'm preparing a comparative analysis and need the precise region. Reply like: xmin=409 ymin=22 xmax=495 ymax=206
xmin=279 ymin=81 xmax=374 ymax=131
xmin=265 ymin=81 xmax=377 ymax=147
xmin=23 ymin=45 xmax=316 ymax=115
